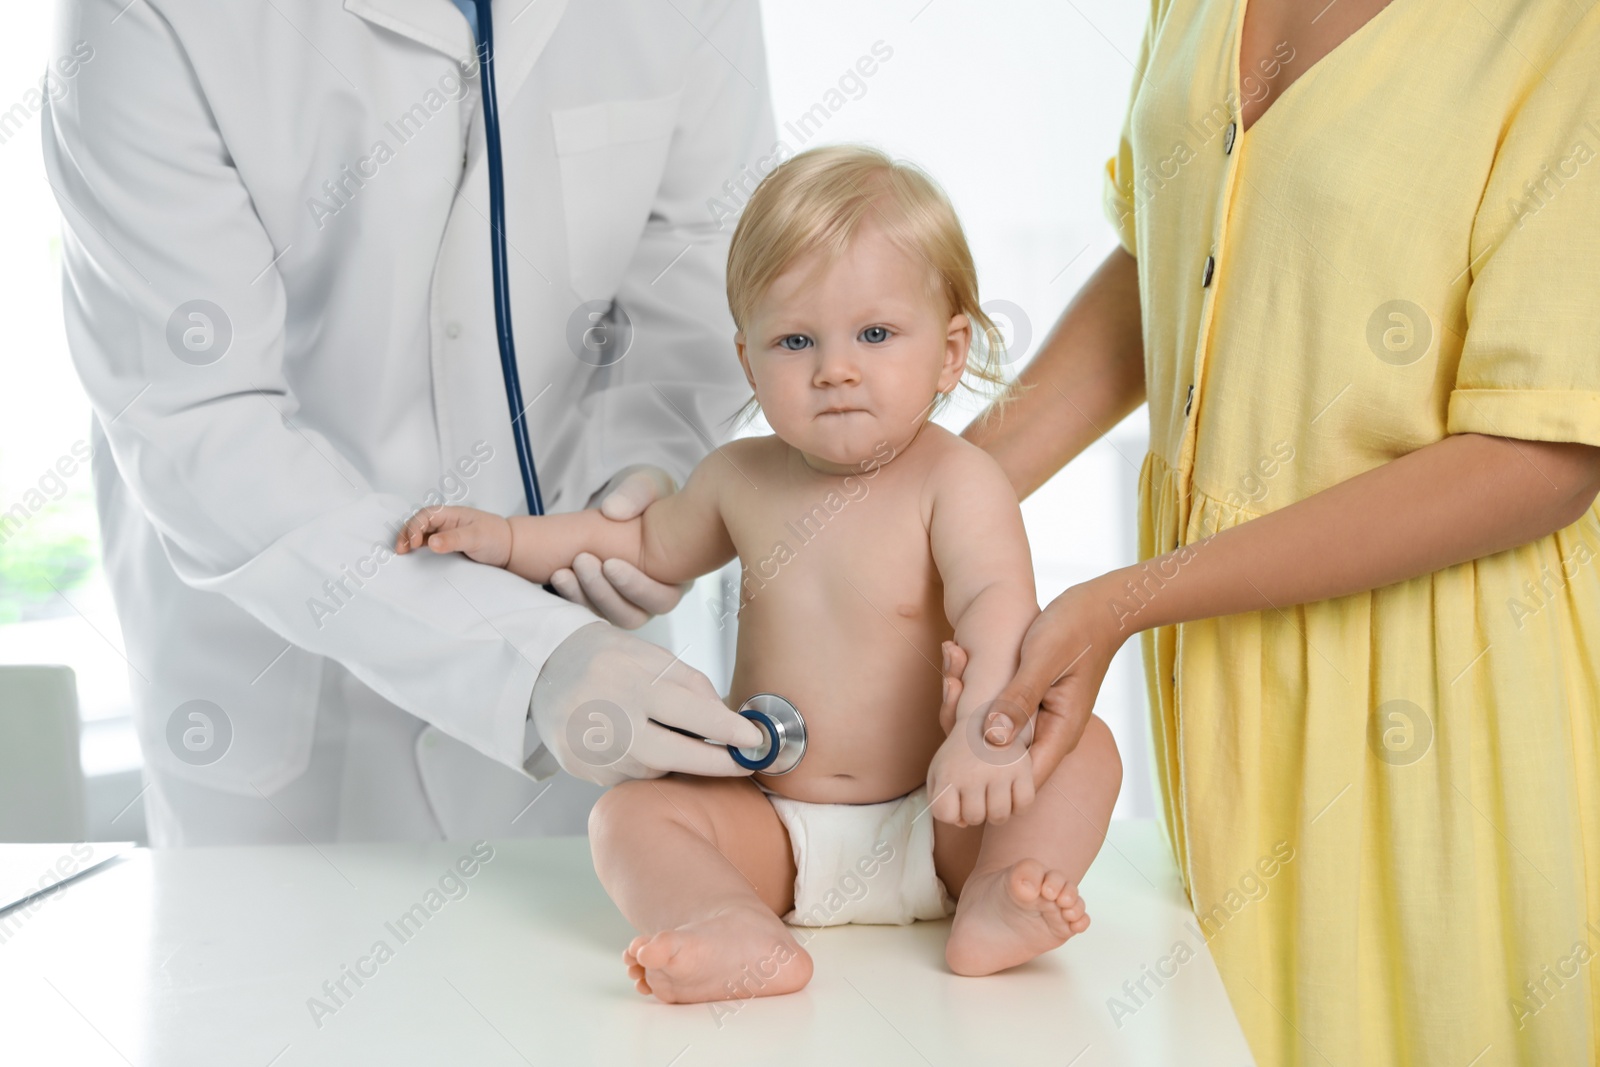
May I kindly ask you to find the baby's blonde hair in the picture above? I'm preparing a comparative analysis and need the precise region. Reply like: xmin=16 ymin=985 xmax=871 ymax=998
xmin=723 ymin=144 xmax=1019 ymax=432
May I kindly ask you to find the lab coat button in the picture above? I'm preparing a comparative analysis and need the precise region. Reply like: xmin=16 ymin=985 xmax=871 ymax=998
xmin=1223 ymin=122 xmax=1237 ymax=154
xmin=1201 ymin=254 xmax=1215 ymax=288
xmin=445 ymin=322 xmax=462 ymax=339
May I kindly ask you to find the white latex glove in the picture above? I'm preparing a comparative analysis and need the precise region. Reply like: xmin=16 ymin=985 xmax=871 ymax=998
xmin=530 ymin=620 xmax=766 ymax=787
xmin=549 ymin=464 xmax=695 ymax=629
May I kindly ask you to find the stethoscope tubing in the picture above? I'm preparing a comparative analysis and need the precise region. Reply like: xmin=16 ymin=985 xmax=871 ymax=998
xmin=473 ymin=0 xmax=546 ymax=519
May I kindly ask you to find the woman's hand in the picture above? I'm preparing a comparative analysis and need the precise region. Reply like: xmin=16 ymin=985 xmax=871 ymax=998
xmin=394 ymin=505 xmax=512 ymax=568
xmin=941 ymin=580 xmax=1128 ymax=790
xmin=550 ymin=465 xmax=694 ymax=629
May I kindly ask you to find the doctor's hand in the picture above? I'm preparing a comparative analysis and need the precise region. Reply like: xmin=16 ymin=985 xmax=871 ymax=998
xmin=550 ymin=464 xmax=694 ymax=629
xmin=394 ymin=505 xmax=512 ymax=568
xmin=529 ymin=620 xmax=766 ymax=788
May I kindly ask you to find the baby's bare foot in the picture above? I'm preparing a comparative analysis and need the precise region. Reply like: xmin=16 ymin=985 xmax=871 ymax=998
xmin=622 ymin=903 xmax=814 ymax=1004
xmin=944 ymin=858 xmax=1089 ymax=977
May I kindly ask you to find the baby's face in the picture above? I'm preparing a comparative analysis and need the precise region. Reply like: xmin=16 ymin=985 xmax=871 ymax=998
xmin=736 ymin=219 xmax=970 ymax=475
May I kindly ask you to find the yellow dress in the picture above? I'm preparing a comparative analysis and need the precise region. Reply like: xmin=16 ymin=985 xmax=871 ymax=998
xmin=1102 ymin=0 xmax=1600 ymax=1062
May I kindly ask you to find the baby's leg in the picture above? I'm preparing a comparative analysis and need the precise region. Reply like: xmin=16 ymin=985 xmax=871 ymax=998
xmin=588 ymin=772 xmax=813 ymax=1004
xmin=936 ymin=713 xmax=1122 ymax=976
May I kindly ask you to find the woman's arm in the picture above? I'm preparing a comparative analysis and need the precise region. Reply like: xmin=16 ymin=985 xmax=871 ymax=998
xmin=963 ymin=246 xmax=1146 ymax=500
xmin=1101 ymin=432 xmax=1600 ymax=634
xmin=978 ymin=431 xmax=1600 ymax=791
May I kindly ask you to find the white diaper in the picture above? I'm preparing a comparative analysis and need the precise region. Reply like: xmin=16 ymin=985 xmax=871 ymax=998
xmin=756 ymin=781 xmax=957 ymax=927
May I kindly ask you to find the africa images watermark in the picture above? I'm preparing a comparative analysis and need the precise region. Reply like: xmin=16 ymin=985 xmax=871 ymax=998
xmin=1505 ymin=506 xmax=1600 ymax=630
xmin=1110 ymin=41 xmax=1294 ymax=233
xmin=305 ymin=55 xmax=480 ymax=230
xmin=1508 ymin=916 xmax=1600 ymax=1033
xmin=1219 ymin=440 xmax=1296 ymax=511
xmin=1505 ymin=116 xmax=1600 ymax=230
xmin=0 ymin=439 xmax=94 ymax=550
xmin=1101 ymin=442 xmax=1299 ymax=630
xmin=0 ymin=41 xmax=94 ymax=150
xmin=1106 ymin=839 xmax=1295 ymax=1030
xmin=709 ymin=836 xmax=898 ymax=1029
xmin=708 ymin=439 xmax=897 ymax=631
xmin=1104 ymin=536 xmax=1209 ymax=632
xmin=704 ymin=40 xmax=895 ymax=229
xmin=0 ymin=843 xmax=103 ymax=946
xmin=305 ymin=841 xmax=496 ymax=1029
xmin=306 ymin=440 xmax=495 ymax=630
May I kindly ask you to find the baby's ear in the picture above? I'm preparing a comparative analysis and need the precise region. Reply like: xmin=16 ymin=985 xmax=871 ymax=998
xmin=734 ymin=332 xmax=757 ymax=389
xmin=941 ymin=313 xmax=972 ymax=389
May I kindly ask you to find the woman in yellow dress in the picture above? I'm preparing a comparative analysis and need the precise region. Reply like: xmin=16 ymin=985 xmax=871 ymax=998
xmin=950 ymin=0 xmax=1600 ymax=1062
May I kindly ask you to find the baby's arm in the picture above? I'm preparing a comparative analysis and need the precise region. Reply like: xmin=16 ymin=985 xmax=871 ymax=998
xmin=925 ymin=442 xmax=1041 ymax=825
xmin=394 ymin=444 xmax=740 ymax=586
xmin=929 ymin=444 xmax=1039 ymax=726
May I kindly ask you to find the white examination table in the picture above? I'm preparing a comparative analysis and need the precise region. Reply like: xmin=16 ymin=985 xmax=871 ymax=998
xmin=0 ymin=819 xmax=1254 ymax=1065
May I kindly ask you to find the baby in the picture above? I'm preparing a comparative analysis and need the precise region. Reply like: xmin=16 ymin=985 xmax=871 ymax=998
xmin=395 ymin=145 xmax=1122 ymax=1004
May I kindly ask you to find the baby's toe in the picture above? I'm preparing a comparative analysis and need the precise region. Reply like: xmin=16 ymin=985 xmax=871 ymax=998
xmin=1042 ymin=879 xmax=1088 ymax=930
xmin=1058 ymin=887 xmax=1085 ymax=920
xmin=1038 ymin=869 xmax=1070 ymax=900
xmin=623 ymin=937 xmax=654 ymax=995
xmin=1007 ymin=858 xmax=1048 ymax=902
xmin=633 ymin=931 xmax=679 ymax=970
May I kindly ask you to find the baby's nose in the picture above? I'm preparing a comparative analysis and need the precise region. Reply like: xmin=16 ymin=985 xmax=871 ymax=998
xmin=813 ymin=354 xmax=862 ymax=386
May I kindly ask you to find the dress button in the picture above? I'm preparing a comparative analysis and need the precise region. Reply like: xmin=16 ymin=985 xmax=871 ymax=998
xmin=1184 ymin=383 xmax=1194 ymax=415
xmin=445 ymin=322 xmax=462 ymax=339
xmin=1201 ymin=254 xmax=1215 ymax=288
xmin=1223 ymin=122 xmax=1237 ymax=155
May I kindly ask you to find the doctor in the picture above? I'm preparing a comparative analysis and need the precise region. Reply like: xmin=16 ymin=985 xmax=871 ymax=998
xmin=42 ymin=0 xmax=774 ymax=845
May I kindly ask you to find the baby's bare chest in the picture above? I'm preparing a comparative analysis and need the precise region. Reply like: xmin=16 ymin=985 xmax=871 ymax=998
xmin=725 ymin=471 xmax=944 ymax=626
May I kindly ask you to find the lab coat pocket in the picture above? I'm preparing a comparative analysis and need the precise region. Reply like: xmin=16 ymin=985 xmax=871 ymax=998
xmin=551 ymin=91 xmax=682 ymax=301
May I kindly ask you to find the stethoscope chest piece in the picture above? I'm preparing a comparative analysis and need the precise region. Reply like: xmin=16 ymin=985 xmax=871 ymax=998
xmin=728 ymin=693 xmax=807 ymax=775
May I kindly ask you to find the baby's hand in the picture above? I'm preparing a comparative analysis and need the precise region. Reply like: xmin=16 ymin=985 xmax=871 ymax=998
xmin=925 ymin=721 xmax=1035 ymax=827
xmin=394 ymin=505 xmax=513 ymax=568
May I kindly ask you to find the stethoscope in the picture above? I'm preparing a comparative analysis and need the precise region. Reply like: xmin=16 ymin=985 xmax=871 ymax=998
xmin=469 ymin=1 xmax=807 ymax=775
xmin=660 ymin=693 xmax=809 ymax=775
xmin=472 ymin=0 xmax=545 ymax=519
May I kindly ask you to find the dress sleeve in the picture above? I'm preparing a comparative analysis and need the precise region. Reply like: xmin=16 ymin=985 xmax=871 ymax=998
xmin=1100 ymin=0 xmax=1164 ymax=258
xmin=1447 ymin=12 xmax=1600 ymax=448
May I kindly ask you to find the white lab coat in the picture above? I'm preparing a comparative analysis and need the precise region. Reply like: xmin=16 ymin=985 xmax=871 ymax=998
xmin=41 ymin=0 xmax=773 ymax=844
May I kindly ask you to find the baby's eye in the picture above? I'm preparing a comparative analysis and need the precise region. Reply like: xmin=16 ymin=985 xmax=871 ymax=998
xmin=778 ymin=334 xmax=812 ymax=351
xmin=859 ymin=326 xmax=890 ymax=344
